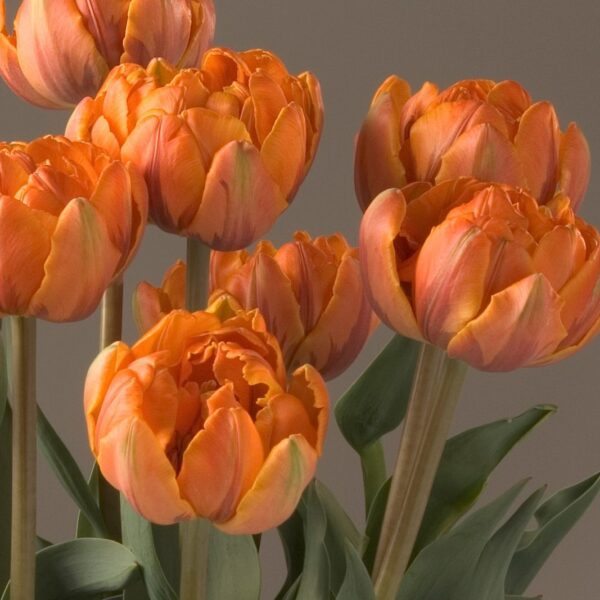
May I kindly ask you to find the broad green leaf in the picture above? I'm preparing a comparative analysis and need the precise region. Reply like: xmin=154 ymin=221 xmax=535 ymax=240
xmin=1 ymin=539 xmax=140 ymax=599
xmin=506 ymin=596 xmax=542 ymax=599
xmin=314 ymin=481 xmax=361 ymax=593
xmin=37 ymin=406 xmax=108 ymax=539
xmin=362 ymin=478 xmax=391 ymax=574
xmin=335 ymin=335 xmax=420 ymax=452
xmin=414 ymin=405 xmax=555 ymax=555
xmin=120 ymin=496 xmax=176 ymax=600
xmin=207 ymin=528 xmax=260 ymax=600
xmin=397 ymin=481 xmax=527 ymax=600
xmin=36 ymin=536 xmax=52 ymax=551
xmin=0 ymin=404 xmax=11 ymax=592
xmin=464 ymin=488 xmax=545 ymax=600
xmin=77 ymin=464 xmax=100 ymax=538
xmin=276 ymin=511 xmax=305 ymax=600
xmin=152 ymin=525 xmax=180 ymax=594
xmin=281 ymin=576 xmax=301 ymax=600
xmin=296 ymin=483 xmax=330 ymax=599
xmin=337 ymin=541 xmax=375 ymax=600
xmin=506 ymin=472 xmax=600 ymax=595
xmin=0 ymin=329 xmax=8 ymax=428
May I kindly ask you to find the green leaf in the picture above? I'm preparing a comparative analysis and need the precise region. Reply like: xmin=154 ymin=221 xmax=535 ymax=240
xmin=207 ymin=528 xmax=260 ymax=600
xmin=464 ymin=488 xmax=545 ymax=600
xmin=506 ymin=472 xmax=600 ymax=595
xmin=362 ymin=477 xmax=391 ymax=574
xmin=152 ymin=525 xmax=180 ymax=594
xmin=314 ymin=481 xmax=361 ymax=594
xmin=77 ymin=464 xmax=101 ymax=538
xmin=337 ymin=541 xmax=375 ymax=600
xmin=296 ymin=483 xmax=330 ymax=599
xmin=414 ymin=405 xmax=555 ymax=555
xmin=397 ymin=481 xmax=527 ymax=600
xmin=0 ymin=329 xmax=8 ymax=428
xmin=506 ymin=596 xmax=542 ymax=599
xmin=120 ymin=496 xmax=177 ymax=600
xmin=276 ymin=512 xmax=305 ymax=600
xmin=335 ymin=335 xmax=420 ymax=452
xmin=37 ymin=406 xmax=108 ymax=539
xmin=36 ymin=536 xmax=52 ymax=551
xmin=1 ymin=538 xmax=140 ymax=600
xmin=0 ymin=403 xmax=11 ymax=592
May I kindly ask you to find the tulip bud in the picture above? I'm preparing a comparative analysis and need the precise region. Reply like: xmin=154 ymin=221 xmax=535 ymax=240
xmin=84 ymin=305 xmax=328 ymax=533
xmin=0 ymin=0 xmax=216 ymax=108
xmin=355 ymin=77 xmax=591 ymax=212
xmin=0 ymin=136 xmax=147 ymax=322
xmin=66 ymin=49 xmax=324 ymax=250
xmin=360 ymin=179 xmax=600 ymax=371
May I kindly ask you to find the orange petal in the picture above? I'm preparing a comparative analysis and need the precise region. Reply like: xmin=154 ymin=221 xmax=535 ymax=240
xmin=437 ymin=123 xmax=524 ymax=187
xmin=98 ymin=416 xmax=194 ymax=525
xmin=29 ymin=198 xmax=121 ymax=322
xmin=185 ymin=140 xmax=286 ymax=250
xmin=558 ymin=123 xmax=591 ymax=211
xmin=178 ymin=0 xmax=216 ymax=67
xmin=217 ymin=436 xmax=316 ymax=535
xmin=260 ymin=103 xmax=307 ymax=200
xmin=14 ymin=0 xmax=108 ymax=105
xmin=447 ymin=274 xmax=567 ymax=371
xmin=177 ymin=406 xmax=264 ymax=522
xmin=249 ymin=70 xmax=289 ymax=144
xmin=514 ymin=102 xmax=560 ymax=203
xmin=398 ymin=81 xmax=438 ymax=139
xmin=487 ymin=80 xmax=532 ymax=122
xmin=359 ymin=189 xmax=422 ymax=340
xmin=0 ymin=195 xmax=55 ymax=315
xmin=355 ymin=91 xmax=407 ymax=211
xmin=133 ymin=282 xmax=163 ymax=334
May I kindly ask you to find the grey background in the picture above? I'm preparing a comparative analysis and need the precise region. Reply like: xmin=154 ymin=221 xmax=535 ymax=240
xmin=1 ymin=0 xmax=598 ymax=598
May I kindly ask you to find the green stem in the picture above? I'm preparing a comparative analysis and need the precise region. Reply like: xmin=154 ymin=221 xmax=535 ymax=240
xmin=10 ymin=316 xmax=36 ymax=600
xmin=372 ymin=344 xmax=467 ymax=600
xmin=98 ymin=279 xmax=124 ymax=542
xmin=360 ymin=441 xmax=387 ymax=517
xmin=179 ymin=237 xmax=212 ymax=600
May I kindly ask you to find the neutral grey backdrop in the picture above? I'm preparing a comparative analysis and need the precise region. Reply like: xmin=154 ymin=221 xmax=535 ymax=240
xmin=1 ymin=1 xmax=598 ymax=598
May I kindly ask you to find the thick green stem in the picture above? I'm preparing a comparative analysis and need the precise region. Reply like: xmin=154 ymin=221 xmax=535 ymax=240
xmin=360 ymin=441 xmax=387 ymax=517
xmin=372 ymin=344 xmax=467 ymax=600
xmin=10 ymin=316 xmax=36 ymax=600
xmin=179 ymin=237 xmax=212 ymax=600
xmin=98 ymin=279 xmax=124 ymax=542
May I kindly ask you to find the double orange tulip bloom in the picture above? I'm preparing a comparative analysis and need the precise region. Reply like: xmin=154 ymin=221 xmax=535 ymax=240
xmin=85 ymin=299 xmax=328 ymax=533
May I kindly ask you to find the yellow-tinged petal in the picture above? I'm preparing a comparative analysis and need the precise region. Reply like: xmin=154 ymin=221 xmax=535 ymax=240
xmin=177 ymin=406 xmax=264 ymax=522
xmin=216 ymin=435 xmax=316 ymax=535
xmin=359 ymin=189 xmax=422 ymax=340
xmin=447 ymin=274 xmax=567 ymax=371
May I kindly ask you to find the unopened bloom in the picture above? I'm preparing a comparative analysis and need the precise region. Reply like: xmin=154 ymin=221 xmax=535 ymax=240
xmin=360 ymin=179 xmax=600 ymax=371
xmin=0 ymin=136 xmax=147 ymax=322
xmin=66 ymin=49 xmax=324 ymax=250
xmin=355 ymin=77 xmax=590 ymax=212
xmin=0 ymin=0 xmax=216 ymax=108
xmin=85 ymin=300 xmax=328 ymax=533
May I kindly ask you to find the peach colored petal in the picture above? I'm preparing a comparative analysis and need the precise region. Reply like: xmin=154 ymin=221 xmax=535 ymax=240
xmin=558 ymin=123 xmax=591 ymax=211
xmin=185 ymin=140 xmax=286 ymax=250
xmin=372 ymin=75 xmax=412 ymax=116
xmin=29 ymin=198 xmax=121 ymax=322
xmin=297 ymin=71 xmax=324 ymax=170
xmin=249 ymin=70 xmax=289 ymax=144
xmin=359 ymin=189 xmax=422 ymax=340
xmin=178 ymin=0 xmax=216 ymax=67
xmin=98 ymin=416 xmax=194 ymax=525
xmin=447 ymin=274 xmax=567 ymax=371
xmin=217 ymin=436 xmax=316 ymax=535
xmin=178 ymin=407 xmax=264 ymax=521
xmin=487 ymin=80 xmax=532 ymax=123
xmin=398 ymin=81 xmax=438 ymax=139
xmin=133 ymin=282 xmax=163 ymax=334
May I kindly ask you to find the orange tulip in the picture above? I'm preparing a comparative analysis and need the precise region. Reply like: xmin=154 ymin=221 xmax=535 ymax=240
xmin=0 ymin=136 xmax=147 ymax=322
xmin=66 ymin=49 xmax=324 ymax=250
xmin=360 ymin=179 xmax=600 ymax=371
xmin=0 ymin=0 xmax=215 ymax=108
xmin=355 ymin=77 xmax=591 ymax=212
xmin=84 ymin=298 xmax=328 ymax=532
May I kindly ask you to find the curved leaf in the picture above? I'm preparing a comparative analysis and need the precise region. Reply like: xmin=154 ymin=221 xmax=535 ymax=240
xmin=0 ymin=404 xmax=11 ymax=592
xmin=77 ymin=464 xmax=101 ymax=539
xmin=337 ymin=541 xmax=375 ymax=600
xmin=362 ymin=478 xmax=391 ymax=574
xmin=276 ymin=512 xmax=304 ymax=600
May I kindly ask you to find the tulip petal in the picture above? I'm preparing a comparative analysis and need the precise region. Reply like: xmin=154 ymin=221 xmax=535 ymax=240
xmin=178 ymin=0 xmax=216 ymax=67
xmin=178 ymin=406 xmax=264 ymax=522
xmin=122 ymin=0 xmax=192 ymax=67
xmin=487 ymin=80 xmax=532 ymax=123
xmin=355 ymin=91 xmax=407 ymax=211
xmin=398 ymin=81 xmax=438 ymax=139
xmin=437 ymin=123 xmax=524 ymax=187
xmin=447 ymin=274 xmax=567 ymax=371
xmin=359 ymin=189 xmax=422 ymax=340
xmin=186 ymin=140 xmax=286 ymax=250
xmin=29 ymin=197 xmax=121 ymax=321
xmin=216 ymin=435 xmax=316 ymax=535
xmin=515 ymin=102 xmax=560 ymax=203
xmin=558 ymin=123 xmax=591 ymax=210
xmin=0 ymin=194 xmax=55 ymax=315
xmin=98 ymin=416 xmax=194 ymax=525
xmin=249 ymin=70 xmax=289 ymax=144
xmin=260 ymin=103 xmax=307 ymax=200
xmin=15 ymin=0 xmax=108 ymax=105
